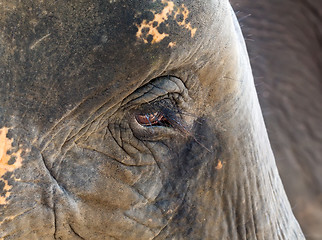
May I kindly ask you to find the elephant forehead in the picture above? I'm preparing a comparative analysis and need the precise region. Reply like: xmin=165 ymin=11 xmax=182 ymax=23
xmin=0 ymin=0 xmax=224 ymax=73
xmin=0 ymin=0 xmax=234 ymax=130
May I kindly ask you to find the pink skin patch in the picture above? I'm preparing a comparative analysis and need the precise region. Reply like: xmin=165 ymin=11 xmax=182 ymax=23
xmin=0 ymin=127 xmax=28 ymax=205
xmin=135 ymin=0 xmax=197 ymax=45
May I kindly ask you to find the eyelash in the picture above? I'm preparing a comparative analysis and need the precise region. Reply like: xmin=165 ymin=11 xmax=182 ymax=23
xmin=134 ymin=106 xmax=191 ymax=137
xmin=135 ymin=112 xmax=171 ymax=127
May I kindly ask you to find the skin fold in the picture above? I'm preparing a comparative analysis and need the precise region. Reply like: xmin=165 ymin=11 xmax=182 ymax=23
xmin=0 ymin=0 xmax=305 ymax=239
xmin=231 ymin=1 xmax=322 ymax=239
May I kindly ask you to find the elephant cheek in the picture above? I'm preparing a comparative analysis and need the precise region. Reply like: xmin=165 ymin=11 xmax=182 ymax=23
xmin=53 ymin=146 xmax=168 ymax=239
xmin=57 ymin=146 xmax=162 ymax=210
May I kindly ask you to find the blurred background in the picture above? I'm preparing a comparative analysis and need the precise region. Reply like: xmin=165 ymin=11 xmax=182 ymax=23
xmin=230 ymin=1 xmax=322 ymax=239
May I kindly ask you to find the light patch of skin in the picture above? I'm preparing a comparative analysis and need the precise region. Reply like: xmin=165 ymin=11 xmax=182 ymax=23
xmin=0 ymin=1 xmax=17 ymax=23
xmin=136 ymin=0 xmax=174 ymax=44
xmin=0 ymin=1 xmax=17 ymax=12
xmin=0 ymin=127 xmax=26 ymax=205
xmin=168 ymin=41 xmax=176 ymax=48
xmin=173 ymin=4 xmax=197 ymax=38
xmin=30 ymin=33 xmax=51 ymax=50
xmin=215 ymin=160 xmax=223 ymax=170
xmin=136 ymin=0 xmax=197 ymax=44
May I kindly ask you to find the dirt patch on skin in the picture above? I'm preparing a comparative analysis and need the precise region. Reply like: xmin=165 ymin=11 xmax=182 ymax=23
xmin=0 ymin=127 xmax=27 ymax=205
xmin=135 ymin=0 xmax=197 ymax=46
xmin=215 ymin=160 xmax=223 ymax=170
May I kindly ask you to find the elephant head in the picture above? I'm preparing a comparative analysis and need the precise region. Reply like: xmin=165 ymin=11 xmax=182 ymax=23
xmin=0 ymin=0 xmax=305 ymax=239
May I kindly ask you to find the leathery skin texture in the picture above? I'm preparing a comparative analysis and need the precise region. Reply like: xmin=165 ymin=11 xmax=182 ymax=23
xmin=231 ymin=1 xmax=322 ymax=239
xmin=0 ymin=0 xmax=305 ymax=239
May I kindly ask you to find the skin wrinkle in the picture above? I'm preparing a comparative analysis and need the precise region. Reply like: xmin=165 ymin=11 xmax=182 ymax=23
xmin=105 ymin=153 xmax=156 ymax=204
xmin=105 ymin=119 xmax=170 ymax=170
xmin=119 ymin=124 xmax=164 ymax=167
xmin=73 ymin=215 xmax=125 ymax=240
xmin=120 ymin=85 xmax=155 ymax=107
xmin=52 ymin=143 xmax=78 ymax=180
xmin=232 ymin=1 xmax=321 ymax=238
xmin=123 ymin=213 xmax=158 ymax=233
xmin=121 ymin=77 xmax=188 ymax=108
xmin=38 ymin=98 xmax=92 ymax=148
xmin=67 ymin=106 xmax=118 ymax=144
xmin=0 ymin=162 xmax=57 ymax=238
xmin=130 ymin=183 xmax=158 ymax=204
xmin=103 ymin=157 xmax=155 ymax=194
xmin=0 ymin=1 xmax=306 ymax=239
xmin=152 ymin=223 xmax=170 ymax=240
xmin=236 ymin=174 xmax=246 ymax=239
xmin=0 ymin=206 xmax=37 ymax=227
xmin=142 ymin=79 xmax=191 ymax=114
xmin=70 ymin=220 xmax=122 ymax=240
xmin=79 ymin=145 xmax=154 ymax=168
xmin=246 ymin=154 xmax=258 ymax=239
xmin=68 ymin=224 xmax=85 ymax=240
xmin=151 ymin=182 xmax=192 ymax=240
xmin=57 ymin=171 xmax=160 ymax=236
xmin=107 ymin=123 xmax=123 ymax=149
xmin=131 ymin=176 xmax=164 ymax=209
xmin=53 ymin=202 xmax=58 ymax=240
xmin=249 ymin=192 xmax=258 ymax=239
xmin=209 ymin=29 xmax=302 ymax=238
xmin=141 ymin=141 xmax=167 ymax=173
xmin=248 ymin=146 xmax=268 ymax=239
xmin=244 ymin=179 xmax=256 ymax=239
xmin=143 ymin=119 xmax=220 ymax=238
xmin=39 ymin=91 xmax=124 ymax=153
xmin=126 ymin=131 xmax=164 ymax=168
xmin=69 ymin=153 xmax=150 ymax=207
xmin=123 ymin=138 xmax=150 ymax=159
xmin=40 ymin=128 xmax=75 ymax=173
xmin=39 ymin=153 xmax=66 ymax=205
xmin=127 ymin=127 xmax=153 ymax=154
xmin=106 ymin=125 xmax=139 ymax=166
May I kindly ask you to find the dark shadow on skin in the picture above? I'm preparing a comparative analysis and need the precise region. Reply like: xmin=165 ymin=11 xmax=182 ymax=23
xmin=153 ymin=117 xmax=221 ymax=239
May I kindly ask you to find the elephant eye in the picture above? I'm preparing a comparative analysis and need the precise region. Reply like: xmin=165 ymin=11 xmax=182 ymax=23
xmin=135 ymin=112 xmax=170 ymax=127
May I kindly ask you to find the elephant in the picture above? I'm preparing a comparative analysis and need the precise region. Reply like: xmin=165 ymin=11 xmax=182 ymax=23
xmin=230 ymin=1 xmax=322 ymax=239
xmin=0 ymin=0 xmax=305 ymax=239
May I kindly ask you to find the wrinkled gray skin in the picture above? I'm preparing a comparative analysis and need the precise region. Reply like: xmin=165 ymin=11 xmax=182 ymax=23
xmin=0 ymin=0 xmax=305 ymax=239
xmin=231 ymin=1 xmax=322 ymax=239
